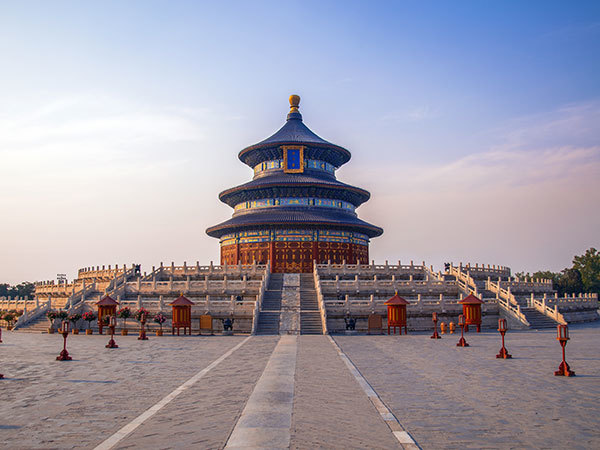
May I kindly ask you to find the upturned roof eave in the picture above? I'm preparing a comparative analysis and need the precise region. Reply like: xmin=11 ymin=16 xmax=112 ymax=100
xmin=205 ymin=219 xmax=383 ymax=239
xmin=238 ymin=141 xmax=351 ymax=167
xmin=218 ymin=181 xmax=371 ymax=207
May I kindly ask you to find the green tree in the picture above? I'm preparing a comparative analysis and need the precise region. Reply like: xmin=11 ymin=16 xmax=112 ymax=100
xmin=557 ymin=268 xmax=584 ymax=295
xmin=0 ymin=282 xmax=35 ymax=298
xmin=514 ymin=271 xmax=531 ymax=279
xmin=572 ymin=248 xmax=600 ymax=295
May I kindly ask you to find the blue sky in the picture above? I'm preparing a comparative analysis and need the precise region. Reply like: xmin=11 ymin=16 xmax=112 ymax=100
xmin=1 ymin=1 xmax=599 ymax=283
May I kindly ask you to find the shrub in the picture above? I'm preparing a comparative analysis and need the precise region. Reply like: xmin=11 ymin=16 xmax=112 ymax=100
xmin=153 ymin=312 xmax=167 ymax=330
xmin=82 ymin=311 xmax=96 ymax=329
xmin=117 ymin=307 xmax=132 ymax=329
xmin=134 ymin=308 xmax=149 ymax=322
xmin=3 ymin=312 xmax=15 ymax=326
xmin=68 ymin=313 xmax=82 ymax=325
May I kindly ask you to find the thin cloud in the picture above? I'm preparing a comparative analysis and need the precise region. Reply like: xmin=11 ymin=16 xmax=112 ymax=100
xmin=380 ymin=105 xmax=440 ymax=122
xmin=352 ymin=100 xmax=600 ymax=273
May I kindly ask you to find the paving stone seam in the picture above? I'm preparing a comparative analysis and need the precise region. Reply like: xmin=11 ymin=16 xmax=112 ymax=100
xmin=328 ymin=335 xmax=420 ymax=449
xmin=224 ymin=335 xmax=297 ymax=449
xmin=92 ymin=336 xmax=252 ymax=450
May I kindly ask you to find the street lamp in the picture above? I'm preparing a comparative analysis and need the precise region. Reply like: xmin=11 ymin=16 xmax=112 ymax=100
xmin=495 ymin=319 xmax=512 ymax=359
xmin=456 ymin=314 xmax=469 ymax=347
xmin=430 ymin=312 xmax=441 ymax=339
xmin=554 ymin=325 xmax=575 ymax=376
xmin=56 ymin=320 xmax=72 ymax=361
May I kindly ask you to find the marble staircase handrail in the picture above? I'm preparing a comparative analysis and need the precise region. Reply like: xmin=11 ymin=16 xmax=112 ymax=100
xmin=313 ymin=261 xmax=329 ymax=334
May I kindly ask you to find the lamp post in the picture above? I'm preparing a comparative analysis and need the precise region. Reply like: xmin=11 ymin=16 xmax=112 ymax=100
xmin=56 ymin=320 xmax=72 ymax=361
xmin=495 ymin=318 xmax=512 ymax=359
xmin=106 ymin=315 xmax=118 ymax=349
xmin=456 ymin=314 xmax=469 ymax=347
xmin=138 ymin=311 xmax=148 ymax=340
xmin=430 ymin=312 xmax=441 ymax=339
xmin=554 ymin=325 xmax=575 ymax=376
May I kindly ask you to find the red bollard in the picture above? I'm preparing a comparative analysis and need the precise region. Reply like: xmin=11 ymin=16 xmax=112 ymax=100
xmin=106 ymin=316 xmax=119 ymax=349
xmin=138 ymin=312 xmax=148 ymax=340
xmin=430 ymin=312 xmax=441 ymax=339
xmin=456 ymin=314 xmax=469 ymax=347
xmin=555 ymin=325 xmax=575 ymax=377
xmin=56 ymin=320 xmax=73 ymax=361
xmin=496 ymin=318 xmax=512 ymax=359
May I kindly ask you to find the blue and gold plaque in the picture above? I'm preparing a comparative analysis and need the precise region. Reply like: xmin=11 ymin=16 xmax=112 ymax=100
xmin=282 ymin=146 xmax=304 ymax=173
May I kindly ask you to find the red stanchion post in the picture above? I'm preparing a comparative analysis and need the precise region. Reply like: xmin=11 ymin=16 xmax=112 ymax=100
xmin=456 ymin=314 xmax=469 ymax=347
xmin=430 ymin=312 xmax=441 ymax=339
xmin=555 ymin=324 xmax=575 ymax=376
xmin=106 ymin=315 xmax=119 ymax=349
xmin=138 ymin=311 xmax=148 ymax=340
xmin=496 ymin=318 xmax=512 ymax=358
xmin=56 ymin=320 xmax=72 ymax=361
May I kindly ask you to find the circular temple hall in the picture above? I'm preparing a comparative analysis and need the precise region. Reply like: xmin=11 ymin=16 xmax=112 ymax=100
xmin=206 ymin=95 xmax=383 ymax=273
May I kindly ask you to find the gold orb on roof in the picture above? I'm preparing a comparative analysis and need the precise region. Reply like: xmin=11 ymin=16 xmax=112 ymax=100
xmin=289 ymin=94 xmax=300 ymax=112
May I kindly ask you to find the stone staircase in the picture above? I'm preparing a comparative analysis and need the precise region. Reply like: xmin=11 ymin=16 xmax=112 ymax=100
xmin=513 ymin=295 xmax=558 ymax=329
xmin=16 ymin=315 xmax=51 ymax=333
xmin=256 ymin=274 xmax=283 ymax=335
xmin=300 ymin=274 xmax=323 ymax=335
xmin=469 ymin=277 xmax=558 ymax=329
xmin=520 ymin=307 xmax=558 ymax=329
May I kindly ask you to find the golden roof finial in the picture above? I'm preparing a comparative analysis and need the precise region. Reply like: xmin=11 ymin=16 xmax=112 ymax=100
xmin=289 ymin=94 xmax=300 ymax=113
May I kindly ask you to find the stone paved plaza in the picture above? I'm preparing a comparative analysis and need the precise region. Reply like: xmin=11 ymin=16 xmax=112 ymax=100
xmin=1 ymin=323 xmax=600 ymax=449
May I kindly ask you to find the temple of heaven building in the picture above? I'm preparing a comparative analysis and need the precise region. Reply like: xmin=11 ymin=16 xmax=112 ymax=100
xmin=206 ymin=95 xmax=383 ymax=273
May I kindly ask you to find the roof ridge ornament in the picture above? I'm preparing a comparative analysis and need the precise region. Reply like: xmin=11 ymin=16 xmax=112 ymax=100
xmin=287 ymin=94 xmax=302 ymax=121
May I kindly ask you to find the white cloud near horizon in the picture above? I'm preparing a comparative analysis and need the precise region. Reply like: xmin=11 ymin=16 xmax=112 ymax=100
xmin=0 ymin=94 xmax=239 ymax=284
xmin=348 ymin=100 xmax=600 ymax=274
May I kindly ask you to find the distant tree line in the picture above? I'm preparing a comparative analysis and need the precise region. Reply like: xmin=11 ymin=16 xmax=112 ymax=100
xmin=516 ymin=247 xmax=600 ymax=296
xmin=0 ymin=282 xmax=35 ymax=298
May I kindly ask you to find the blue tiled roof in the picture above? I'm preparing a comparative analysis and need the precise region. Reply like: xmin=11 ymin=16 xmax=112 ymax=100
xmin=238 ymin=113 xmax=351 ymax=168
xmin=206 ymin=208 xmax=383 ymax=239
xmin=218 ymin=173 xmax=370 ymax=207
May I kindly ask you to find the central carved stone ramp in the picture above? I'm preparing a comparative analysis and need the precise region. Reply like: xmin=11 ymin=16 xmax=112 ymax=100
xmin=256 ymin=273 xmax=283 ymax=335
xmin=300 ymin=273 xmax=323 ymax=335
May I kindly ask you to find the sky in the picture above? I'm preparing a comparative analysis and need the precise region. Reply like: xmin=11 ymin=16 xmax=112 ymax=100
xmin=1 ymin=1 xmax=599 ymax=284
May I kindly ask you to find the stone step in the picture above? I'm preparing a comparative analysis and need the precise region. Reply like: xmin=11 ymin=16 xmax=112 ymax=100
xmin=300 ymin=311 xmax=323 ymax=335
xmin=256 ymin=311 xmax=280 ymax=335
xmin=520 ymin=308 xmax=559 ymax=328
